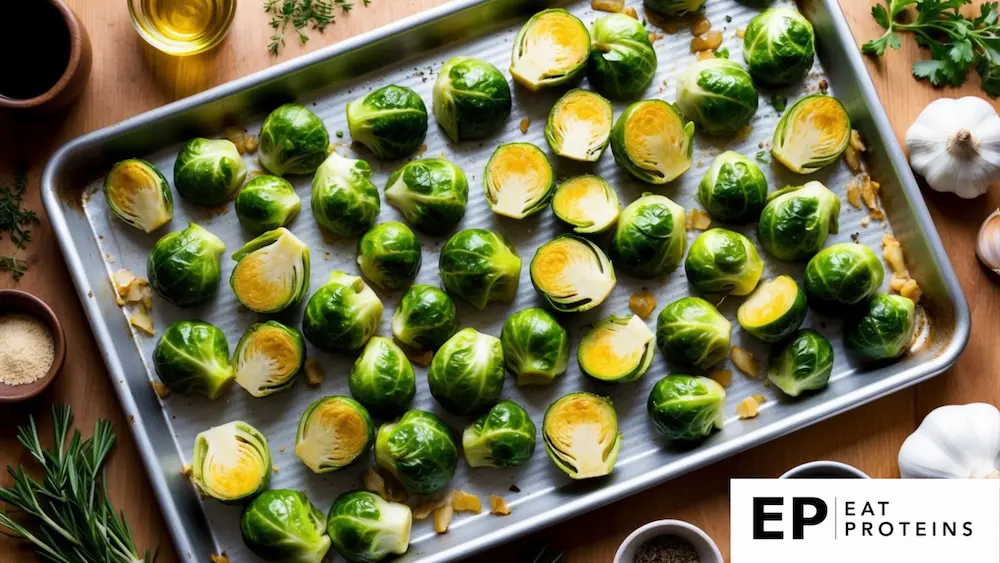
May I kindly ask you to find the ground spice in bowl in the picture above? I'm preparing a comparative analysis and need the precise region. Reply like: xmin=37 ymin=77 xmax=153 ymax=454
xmin=633 ymin=534 xmax=701 ymax=563
xmin=0 ymin=312 xmax=55 ymax=385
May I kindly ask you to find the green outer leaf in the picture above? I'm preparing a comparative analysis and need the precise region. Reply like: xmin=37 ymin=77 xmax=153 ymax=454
xmin=153 ymin=320 xmax=234 ymax=399
xmin=348 ymin=336 xmax=416 ymax=418
xmin=427 ymin=328 xmax=505 ymax=415
xmin=655 ymin=296 xmax=731 ymax=370
xmin=346 ymin=85 xmax=428 ymax=160
xmin=676 ymin=58 xmax=759 ymax=136
xmin=438 ymin=228 xmax=522 ymax=310
xmin=500 ymin=308 xmax=570 ymax=386
xmin=646 ymin=374 xmax=726 ymax=441
xmin=327 ymin=490 xmax=412 ymax=563
xmin=587 ymin=14 xmax=657 ymax=100
xmin=391 ymin=284 xmax=459 ymax=351
xmin=173 ymin=138 xmax=247 ymax=205
xmin=803 ymin=243 xmax=884 ymax=307
xmin=609 ymin=192 xmax=687 ymax=278
xmin=432 ymin=57 xmax=512 ymax=142
xmin=844 ymin=294 xmax=916 ymax=361
xmin=697 ymin=151 xmax=768 ymax=224
xmin=311 ymin=152 xmax=381 ymax=237
xmin=235 ymin=174 xmax=301 ymax=235
xmin=767 ymin=329 xmax=834 ymax=397
xmin=147 ymin=223 xmax=225 ymax=307
xmin=240 ymin=489 xmax=332 ymax=563
xmin=384 ymin=157 xmax=468 ymax=235
xmin=374 ymin=410 xmax=458 ymax=495
xmin=259 ymin=103 xmax=331 ymax=176
xmin=462 ymin=400 xmax=537 ymax=468
xmin=302 ymin=271 xmax=384 ymax=353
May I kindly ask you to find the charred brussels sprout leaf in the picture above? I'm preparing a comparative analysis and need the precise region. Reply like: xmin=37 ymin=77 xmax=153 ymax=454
xmin=432 ymin=57 xmax=512 ymax=143
xmin=804 ymin=243 xmax=884 ymax=307
xmin=311 ymin=152 xmax=381 ymax=237
xmin=647 ymin=374 xmax=726 ymax=441
xmin=295 ymin=396 xmax=375 ymax=473
xmin=154 ymin=320 xmax=234 ymax=399
xmin=173 ymin=138 xmax=247 ymax=205
xmin=500 ymin=308 xmax=570 ymax=386
xmin=463 ymin=400 xmax=537 ymax=468
xmin=234 ymin=321 xmax=306 ymax=398
xmin=845 ymin=294 xmax=916 ymax=361
xmin=349 ymin=336 xmax=416 ymax=418
xmin=241 ymin=489 xmax=331 ymax=563
xmin=384 ymin=158 xmax=468 ymax=235
xmin=697 ymin=151 xmax=768 ymax=224
xmin=439 ymin=228 xmax=522 ymax=310
xmin=303 ymin=271 xmax=384 ymax=353
xmin=543 ymin=392 xmax=622 ymax=480
xmin=684 ymin=228 xmax=764 ymax=296
xmin=772 ymin=95 xmax=851 ymax=174
xmin=428 ymin=328 xmax=505 ymax=415
xmin=676 ymin=58 xmax=759 ymax=136
xmin=656 ymin=296 xmax=731 ymax=370
xmin=103 ymin=158 xmax=173 ymax=233
xmin=391 ymin=284 xmax=458 ymax=351
xmin=231 ymin=227 xmax=310 ymax=314
xmin=578 ymin=315 xmax=655 ymax=383
xmin=235 ymin=175 xmax=301 ymax=235
xmin=191 ymin=420 xmax=271 ymax=504
xmin=327 ymin=490 xmax=412 ymax=563
xmin=147 ymin=223 xmax=225 ymax=307
xmin=737 ymin=275 xmax=808 ymax=343
xmin=510 ymin=9 xmax=590 ymax=91
xmin=757 ymin=181 xmax=840 ymax=261
xmin=588 ymin=14 xmax=657 ymax=100
xmin=259 ymin=103 xmax=330 ymax=176
xmin=768 ymin=329 xmax=834 ymax=396
xmin=357 ymin=222 xmax=422 ymax=291
xmin=530 ymin=234 xmax=616 ymax=313
xmin=609 ymin=193 xmax=686 ymax=278
xmin=375 ymin=410 xmax=458 ymax=495
xmin=743 ymin=7 xmax=816 ymax=88
xmin=644 ymin=0 xmax=707 ymax=16
xmin=611 ymin=100 xmax=695 ymax=185
xmin=551 ymin=175 xmax=620 ymax=234
xmin=347 ymin=85 xmax=428 ymax=160
xmin=484 ymin=142 xmax=555 ymax=219
xmin=545 ymin=90 xmax=613 ymax=162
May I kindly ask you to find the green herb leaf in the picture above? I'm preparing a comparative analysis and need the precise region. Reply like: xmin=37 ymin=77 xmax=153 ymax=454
xmin=714 ymin=47 xmax=730 ymax=59
xmin=266 ymin=0 xmax=374 ymax=55
xmin=755 ymin=150 xmax=770 ymax=164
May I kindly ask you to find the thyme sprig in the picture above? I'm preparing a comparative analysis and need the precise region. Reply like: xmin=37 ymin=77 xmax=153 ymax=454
xmin=0 ymin=169 xmax=38 ymax=281
xmin=265 ymin=0 xmax=373 ymax=55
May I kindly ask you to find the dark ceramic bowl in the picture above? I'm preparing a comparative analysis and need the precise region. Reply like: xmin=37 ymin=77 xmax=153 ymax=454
xmin=0 ymin=290 xmax=66 ymax=402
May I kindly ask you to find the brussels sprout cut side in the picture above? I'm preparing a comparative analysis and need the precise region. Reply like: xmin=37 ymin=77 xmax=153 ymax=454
xmin=463 ymin=400 xmax=537 ymax=468
xmin=428 ymin=328 xmax=505 ymax=415
xmin=439 ymin=229 xmax=522 ymax=310
xmin=510 ymin=9 xmax=590 ymax=91
xmin=530 ymin=235 xmax=616 ymax=313
xmin=656 ymin=297 xmax=731 ymax=370
xmin=545 ymin=90 xmax=613 ymax=162
xmin=578 ymin=315 xmax=655 ymax=383
xmin=235 ymin=175 xmax=301 ymax=235
xmin=676 ymin=59 xmax=759 ymax=136
xmin=357 ymin=222 xmax=421 ymax=291
xmin=311 ymin=152 xmax=381 ymax=238
xmin=501 ymin=308 xmax=570 ymax=386
xmin=697 ymin=151 xmax=768 ymax=224
xmin=768 ymin=329 xmax=834 ymax=397
xmin=757 ymin=181 xmax=841 ymax=261
xmin=384 ymin=158 xmax=468 ymax=236
xmin=543 ymin=392 xmax=622 ymax=480
xmin=231 ymin=228 xmax=310 ymax=314
xmin=241 ymin=489 xmax=331 ymax=563
xmin=484 ymin=143 xmax=555 ymax=219
xmin=148 ymin=223 xmax=225 ymax=307
xmin=296 ymin=396 xmax=375 ymax=474
xmin=743 ymin=7 xmax=816 ymax=88
xmin=103 ymin=158 xmax=173 ymax=233
xmin=684 ymin=228 xmax=764 ymax=296
xmin=588 ymin=14 xmax=657 ymax=100
xmin=611 ymin=100 xmax=695 ymax=185
xmin=303 ymin=271 xmax=384 ymax=353
xmin=375 ymin=410 xmax=458 ymax=495
xmin=173 ymin=138 xmax=247 ymax=206
xmin=647 ymin=374 xmax=726 ymax=442
xmin=644 ymin=0 xmax=707 ymax=16
xmin=154 ymin=320 xmax=234 ymax=399
xmin=259 ymin=103 xmax=331 ymax=176
xmin=191 ymin=420 xmax=271 ymax=504
xmin=845 ymin=294 xmax=916 ymax=362
xmin=804 ymin=243 xmax=884 ymax=307
xmin=391 ymin=285 xmax=458 ymax=351
xmin=433 ymin=57 xmax=512 ymax=143
xmin=234 ymin=321 xmax=306 ymax=398
xmin=327 ymin=490 xmax=411 ymax=563
xmin=609 ymin=193 xmax=687 ymax=278
xmin=551 ymin=175 xmax=619 ymax=234
xmin=347 ymin=85 xmax=428 ymax=161
xmin=772 ymin=95 xmax=851 ymax=174
xmin=737 ymin=275 xmax=807 ymax=343
xmin=349 ymin=336 xmax=416 ymax=418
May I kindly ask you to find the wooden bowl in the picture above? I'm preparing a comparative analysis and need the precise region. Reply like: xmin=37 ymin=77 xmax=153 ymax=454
xmin=0 ymin=290 xmax=66 ymax=402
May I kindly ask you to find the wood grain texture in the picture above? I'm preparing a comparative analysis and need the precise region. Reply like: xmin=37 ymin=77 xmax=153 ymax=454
xmin=0 ymin=1 xmax=997 ymax=562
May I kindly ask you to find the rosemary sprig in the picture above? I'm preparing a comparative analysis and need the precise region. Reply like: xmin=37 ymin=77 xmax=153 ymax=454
xmin=265 ymin=0 xmax=373 ymax=55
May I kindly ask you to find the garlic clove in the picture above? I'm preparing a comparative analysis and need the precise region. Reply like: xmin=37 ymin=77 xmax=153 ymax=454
xmin=976 ymin=209 xmax=1000 ymax=273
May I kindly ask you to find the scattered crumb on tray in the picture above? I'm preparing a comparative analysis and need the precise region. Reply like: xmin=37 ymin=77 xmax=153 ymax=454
xmin=628 ymin=289 xmax=657 ymax=320
xmin=730 ymin=346 xmax=757 ymax=378
xmin=708 ymin=368 xmax=732 ymax=387
xmin=304 ymin=359 xmax=324 ymax=385
xmin=489 ymin=495 xmax=511 ymax=516
xmin=736 ymin=395 xmax=767 ymax=419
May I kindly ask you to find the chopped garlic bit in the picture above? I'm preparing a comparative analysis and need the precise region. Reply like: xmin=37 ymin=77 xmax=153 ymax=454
xmin=696 ymin=50 xmax=716 ymax=60
xmin=844 ymin=130 xmax=867 ymax=174
xmin=451 ymin=490 xmax=482 ymax=513
xmin=686 ymin=209 xmax=712 ymax=231
xmin=846 ymin=179 xmax=862 ymax=209
xmin=519 ymin=118 xmax=531 ymax=135
xmin=272 ymin=465 xmax=279 ymax=473
xmin=209 ymin=554 xmax=230 ymax=563
xmin=708 ymin=368 xmax=732 ymax=387
xmin=623 ymin=6 xmax=638 ymax=19
xmin=413 ymin=493 xmax=453 ymax=520
xmin=363 ymin=467 xmax=388 ymax=499
xmin=243 ymin=135 xmax=259 ymax=154
xmin=113 ymin=269 xmax=137 ymax=298
xmin=304 ymin=359 xmax=324 ymax=385
xmin=850 ymin=129 xmax=867 ymax=153
xmin=736 ymin=395 xmax=765 ymax=419
xmin=730 ymin=346 xmax=757 ymax=378
xmin=489 ymin=495 xmax=511 ymax=516
xmin=882 ymin=234 xmax=906 ymax=275
xmin=433 ymin=503 xmax=454 ymax=534
xmin=860 ymin=175 xmax=884 ymax=220
xmin=691 ymin=31 xmax=723 ymax=53
xmin=900 ymin=278 xmax=923 ymax=303
xmin=691 ymin=15 xmax=711 ymax=36
xmin=129 ymin=309 xmax=155 ymax=336
xmin=889 ymin=275 xmax=907 ymax=292
xmin=860 ymin=217 xmax=871 ymax=228
xmin=151 ymin=380 xmax=170 ymax=398
xmin=629 ymin=289 xmax=657 ymax=320
xmin=736 ymin=27 xmax=746 ymax=39
xmin=591 ymin=0 xmax=623 ymax=12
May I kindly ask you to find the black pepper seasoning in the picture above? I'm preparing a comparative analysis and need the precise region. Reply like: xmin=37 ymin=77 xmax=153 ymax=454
xmin=632 ymin=535 xmax=701 ymax=563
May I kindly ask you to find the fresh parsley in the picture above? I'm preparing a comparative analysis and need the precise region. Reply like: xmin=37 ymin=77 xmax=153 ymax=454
xmin=0 ymin=169 xmax=38 ymax=281
xmin=265 ymin=0 xmax=373 ymax=55
xmin=755 ymin=150 xmax=770 ymax=164
xmin=715 ymin=47 xmax=730 ymax=59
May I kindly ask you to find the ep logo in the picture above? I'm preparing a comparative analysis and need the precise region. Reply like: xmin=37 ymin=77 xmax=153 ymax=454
xmin=753 ymin=497 xmax=828 ymax=540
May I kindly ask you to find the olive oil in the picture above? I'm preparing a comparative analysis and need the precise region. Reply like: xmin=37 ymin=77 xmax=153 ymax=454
xmin=129 ymin=0 xmax=236 ymax=55
xmin=0 ymin=2 xmax=71 ymax=100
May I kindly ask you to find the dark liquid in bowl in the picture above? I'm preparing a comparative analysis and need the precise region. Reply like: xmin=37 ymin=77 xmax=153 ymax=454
xmin=0 ymin=2 xmax=71 ymax=100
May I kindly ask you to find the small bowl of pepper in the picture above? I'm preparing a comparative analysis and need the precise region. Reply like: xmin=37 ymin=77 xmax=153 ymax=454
xmin=614 ymin=519 xmax=723 ymax=563
xmin=0 ymin=290 xmax=66 ymax=402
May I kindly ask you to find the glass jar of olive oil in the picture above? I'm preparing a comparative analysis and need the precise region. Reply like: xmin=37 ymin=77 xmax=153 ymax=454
xmin=128 ymin=0 xmax=236 ymax=56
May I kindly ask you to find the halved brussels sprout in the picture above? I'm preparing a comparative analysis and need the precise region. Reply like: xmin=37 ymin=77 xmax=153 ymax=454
xmin=510 ymin=9 xmax=590 ymax=91
xmin=384 ymin=158 xmax=468 ymax=235
xmin=432 ymin=57 xmax=512 ymax=143
xmin=611 ymin=100 xmax=695 ymax=185
xmin=463 ymin=400 xmax=537 ymax=468
xmin=804 ymin=243 xmax=884 ymax=307
xmin=231 ymin=228 xmax=310 ymax=314
xmin=845 ymin=294 xmax=916 ymax=361
xmin=656 ymin=296 xmax=731 ymax=370
xmin=644 ymin=0 xmax=707 ymax=16
xmin=767 ymin=329 xmax=834 ymax=397
xmin=234 ymin=321 xmax=306 ymax=398
xmin=427 ymin=328 xmax=505 ymax=415
xmin=173 ymin=138 xmax=247 ymax=205
xmin=697 ymin=151 xmax=768 ymax=224
xmin=743 ymin=7 xmax=816 ymax=88
xmin=545 ymin=90 xmax=613 ymax=162
xmin=543 ymin=392 xmax=622 ymax=480
xmin=148 ymin=223 xmax=225 ymax=307
xmin=295 ymin=396 xmax=375 ymax=473
xmin=578 ymin=315 xmax=655 ymax=383
xmin=737 ymin=275 xmax=807 ymax=343
xmin=154 ymin=320 xmax=234 ymax=399
xmin=551 ymin=175 xmax=619 ymax=234
xmin=191 ymin=420 xmax=271 ymax=504
xmin=757 ymin=181 xmax=840 ymax=261
xmin=530 ymin=235 xmax=616 ymax=313
xmin=347 ymin=85 xmax=428 ymax=161
xmin=391 ymin=284 xmax=458 ymax=351
xmin=303 ymin=271 xmax=384 ymax=353
xmin=676 ymin=58 xmax=759 ymax=136
xmin=357 ymin=222 xmax=421 ymax=291
xmin=772 ymin=95 xmax=851 ymax=174
xmin=259 ymin=103 xmax=331 ymax=176
xmin=500 ymin=308 xmax=570 ymax=386
xmin=349 ymin=336 xmax=416 ymax=418
xmin=609 ymin=193 xmax=686 ymax=278
xmin=647 ymin=374 xmax=726 ymax=441
xmin=484 ymin=143 xmax=555 ymax=219
xmin=104 ymin=158 xmax=173 ymax=233
xmin=235 ymin=175 xmax=301 ymax=235
xmin=375 ymin=410 xmax=458 ymax=495
xmin=311 ymin=152 xmax=381 ymax=237
xmin=241 ymin=489 xmax=331 ymax=563
xmin=684 ymin=228 xmax=764 ymax=296
xmin=439 ymin=228 xmax=522 ymax=310
xmin=588 ymin=14 xmax=657 ymax=100
xmin=327 ymin=490 xmax=411 ymax=563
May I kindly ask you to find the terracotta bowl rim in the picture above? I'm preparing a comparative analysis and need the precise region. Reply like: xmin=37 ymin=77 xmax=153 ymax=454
xmin=0 ymin=289 xmax=67 ymax=402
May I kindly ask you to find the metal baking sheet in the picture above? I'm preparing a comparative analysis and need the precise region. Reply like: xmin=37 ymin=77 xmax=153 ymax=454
xmin=41 ymin=0 xmax=970 ymax=561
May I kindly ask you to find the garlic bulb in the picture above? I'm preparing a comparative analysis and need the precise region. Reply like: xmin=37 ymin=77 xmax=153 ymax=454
xmin=905 ymin=96 xmax=1000 ymax=198
xmin=898 ymin=403 xmax=1000 ymax=479
xmin=977 ymin=209 xmax=1000 ymax=273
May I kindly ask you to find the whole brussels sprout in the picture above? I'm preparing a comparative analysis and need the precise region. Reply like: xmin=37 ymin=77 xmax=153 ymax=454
xmin=676 ymin=58 xmax=759 ymax=136
xmin=484 ymin=142 xmax=555 ymax=219
xmin=173 ymin=138 xmax=247 ymax=205
xmin=578 ymin=314 xmax=655 ymax=383
xmin=311 ymin=152 xmax=381 ymax=237
xmin=241 ymin=489 xmax=331 ymax=563
xmin=463 ymin=400 xmax=537 ymax=468
xmin=439 ymin=228 xmax=522 ymax=309
xmin=191 ymin=420 xmax=271 ymax=504
xmin=772 ymin=95 xmax=851 ymax=174
xmin=685 ymin=228 xmax=764 ymax=296
xmin=432 ymin=57 xmax=512 ymax=143
xmin=545 ymin=90 xmax=613 ymax=162
xmin=235 ymin=175 xmax=301 ymax=235
xmin=588 ymin=14 xmax=657 ymax=100
xmin=231 ymin=227 xmax=310 ymax=314
xmin=428 ymin=328 xmax=505 ymax=415
xmin=737 ymin=275 xmax=807 ymax=343
xmin=656 ymin=296 xmax=731 ymax=370
xmin=510 ymin=9 xmax=590 ymax=91
xmin=757 ymin=181 xmax=840 ymax=261
xmin=327 ymin=490 xmax=411 ymax=563
xmin=743 ymin=7 xmax=816 ymax=88
xmin=609 ymin=193 xmax=686 ymax=278
xmin=611 ymin=100 xmax=695 ymax=185
xmin=103 ymin=158 xmax=173 ymax=233
xmin=346 ymin=85 xmax=428 ymax=160
xmin=391 ymin=284 xmax=458 ymax=351
xmin=697 ymin=151 xmax=768 ymax=224
xmin=647 ymin=374 xmax=726 ymax=441
xmin=644 ymin=0 xmax=706 ymax=16
xmin=767 ymin=329 xmax=834 ymax=396
xmin=154 ymin=320 xmax=234 ymax=399
xmin=500 ymin=308 xmax=570 ymax=386
xmin=258 ymin=103 xmax=330 ymax=176
xmin=147 ymin=223 xmax=225 ymax=307
xmin=303 ymin=271 xmax=383 ymax=353
xmin=804 ymin=243 xmax=884 ymax=307
xmin=530 ymin=234 xmax=616 ymax=313
xmin=349 ymin=336 xmax=416 ymax=418
xmin=845 ymin=294 xmax=916 ymax=361
xmin=384 ymin=158 xmax=468 ymax=235
xmin=234 ymin=321 xmax=306 ymax=398
xmin=356 ymin=222 xmax=421 ymax=291
xmin=543 ymin=392 xmax=622 ymax=479
xmin=375 ymin=410 xmax=458 ymax=495
xmin=551 ymin=175 xmax=620 ymax=234
xmin=295 ymin=396 xmax=374 ymax=474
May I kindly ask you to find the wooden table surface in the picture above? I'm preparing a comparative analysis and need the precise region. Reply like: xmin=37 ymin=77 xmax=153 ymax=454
xmin=1 ymin=1 xmax=998 ymax=561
